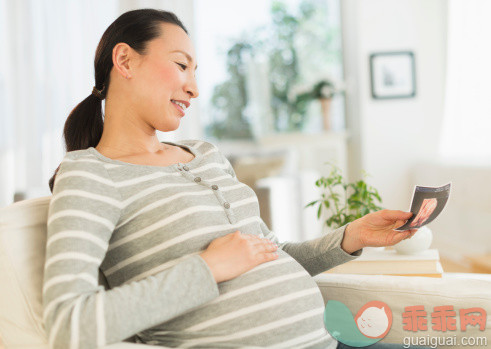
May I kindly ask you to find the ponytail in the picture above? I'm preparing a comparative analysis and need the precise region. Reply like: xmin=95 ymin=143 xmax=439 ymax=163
xmin=64 ymin=92 xmax=105 ymax=151
xmin=48 ymin=8 xmax=188 ymax=193
xmin=48 ymin=92 xmax=104 ymax=193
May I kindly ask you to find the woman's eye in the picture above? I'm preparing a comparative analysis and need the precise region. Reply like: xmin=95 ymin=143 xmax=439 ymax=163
xmin=176 ymin=63 xmax=187 ymax=70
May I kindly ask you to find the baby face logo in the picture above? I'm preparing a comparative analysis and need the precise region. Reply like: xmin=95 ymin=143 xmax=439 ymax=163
xmin=355 ymin=301 xmax=393 ymax=339
xmin=325 ymin=300 xmax=393 ymax=347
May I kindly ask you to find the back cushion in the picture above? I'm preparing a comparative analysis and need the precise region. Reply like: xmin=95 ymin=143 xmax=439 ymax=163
xmin=0 ymin=196 xmax=52 ymax=347
xmin=0 ymin=196 xmax=133 ymax=347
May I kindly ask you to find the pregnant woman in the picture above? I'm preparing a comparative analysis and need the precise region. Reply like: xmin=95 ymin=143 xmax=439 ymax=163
xmin=44 ymin=9 xmax=418 ymax=349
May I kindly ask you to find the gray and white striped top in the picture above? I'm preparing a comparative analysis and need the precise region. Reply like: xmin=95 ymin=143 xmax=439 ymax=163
xmin=43 ymin=139 xmax=362 ymax=349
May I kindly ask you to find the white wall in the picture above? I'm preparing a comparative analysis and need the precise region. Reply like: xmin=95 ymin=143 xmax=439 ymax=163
xmin=342 ymin=0 xmax=448 ymax=211
xmin=412 ymin=163 xmax=491 ymax=258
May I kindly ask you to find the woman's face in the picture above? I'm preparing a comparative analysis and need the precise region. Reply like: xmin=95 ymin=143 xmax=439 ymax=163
xmin=130 ymin=23 xmax=199 ymax=133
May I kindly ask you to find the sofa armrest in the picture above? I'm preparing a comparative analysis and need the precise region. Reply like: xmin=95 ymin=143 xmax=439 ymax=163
xmin=314 ymin=273 xmax=491 ymax=346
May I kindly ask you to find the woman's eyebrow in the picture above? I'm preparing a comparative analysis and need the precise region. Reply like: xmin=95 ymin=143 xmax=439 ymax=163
xmin=171 ymin=50 xmax=198 ymax=70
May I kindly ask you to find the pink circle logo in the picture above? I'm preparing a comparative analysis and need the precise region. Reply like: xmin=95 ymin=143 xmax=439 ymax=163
xmin=354 ymin=301 xmax=393 ymax=339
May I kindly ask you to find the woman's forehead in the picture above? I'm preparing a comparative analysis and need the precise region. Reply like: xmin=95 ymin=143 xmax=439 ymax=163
xmin=153 ymin=23 xmax=194 ymax=55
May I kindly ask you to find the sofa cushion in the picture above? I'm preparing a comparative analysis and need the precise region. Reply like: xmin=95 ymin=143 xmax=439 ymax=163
xmin=314 ymin=273 xmax=491 ymax=347
xmin=0 ymin=196 xmax=52 ymax=348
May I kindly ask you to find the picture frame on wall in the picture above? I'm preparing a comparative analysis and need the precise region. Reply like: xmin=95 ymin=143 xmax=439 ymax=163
xmin=369 ymin=51 xmax=416 ymax=99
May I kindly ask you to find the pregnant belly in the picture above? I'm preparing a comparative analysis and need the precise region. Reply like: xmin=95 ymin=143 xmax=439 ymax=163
xmin=138 ymin=251 xmax=330 ymax=348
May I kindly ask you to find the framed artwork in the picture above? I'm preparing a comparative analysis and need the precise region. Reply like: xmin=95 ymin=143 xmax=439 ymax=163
xmin=369 ymin=51 xmax=416 ymax=99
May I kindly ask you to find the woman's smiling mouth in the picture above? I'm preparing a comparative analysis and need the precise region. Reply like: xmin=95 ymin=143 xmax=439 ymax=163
xmin=171 ymin=99 xmax=188 ymax=116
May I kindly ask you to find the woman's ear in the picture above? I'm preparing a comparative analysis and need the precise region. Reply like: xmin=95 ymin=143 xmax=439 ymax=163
xmin=112 ymin=43 xmax=134 ymax=79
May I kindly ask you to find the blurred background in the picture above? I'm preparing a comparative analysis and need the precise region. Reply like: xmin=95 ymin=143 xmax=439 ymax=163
xmin=1 ymin=0 xmax=490 ymax=273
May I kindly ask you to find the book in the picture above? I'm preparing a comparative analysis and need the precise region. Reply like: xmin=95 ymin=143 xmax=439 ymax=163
xmin=323 ymin=248 xmax=443 ymax=277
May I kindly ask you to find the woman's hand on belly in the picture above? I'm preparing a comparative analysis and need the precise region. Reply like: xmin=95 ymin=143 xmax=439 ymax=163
xmin=199 ymin=231 xmax=279 ymax=283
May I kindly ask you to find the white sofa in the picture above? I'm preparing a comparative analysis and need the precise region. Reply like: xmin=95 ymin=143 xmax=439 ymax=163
xmin=1 ymin=196 xmax=490 ymax=348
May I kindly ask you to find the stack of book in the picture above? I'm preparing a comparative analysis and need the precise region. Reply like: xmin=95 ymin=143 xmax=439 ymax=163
xmin=324 ymin=248 xmax=443 ymax=277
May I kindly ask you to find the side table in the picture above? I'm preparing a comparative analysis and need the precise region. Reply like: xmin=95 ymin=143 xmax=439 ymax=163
xmin=466 ymin=254 xmax=491 ymax=274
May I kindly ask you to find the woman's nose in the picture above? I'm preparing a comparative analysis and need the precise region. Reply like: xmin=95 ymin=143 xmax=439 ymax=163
xmin=186 ymin=76 xmax=199 ymax=99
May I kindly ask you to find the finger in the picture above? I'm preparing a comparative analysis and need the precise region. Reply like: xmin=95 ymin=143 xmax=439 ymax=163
xmin=243 ymin=235 xmax=275 ymax=247
xmin=240 ymin=233 xmax=262 ymax=240
xmin=408 ymin=229 xmax=418 ymax=238
xmin=393 ymin=221 xmax=409 ymax=230
xmin=258 ymin=251 xmax=279 ymax=263
xmin=381 ymin=209 xmax=413 ymax=222
xmin=251 ymin=234 xmax=276 ymax=245
xmin=403 ymin=229 xmax=418 ymax=240
xmin=255 ymin=239 xmax=278 ymax=252
xmin=394 ymin=230 xmax=412 ymax=243
xmin=239 ymin=234 xmax=277 ymax=248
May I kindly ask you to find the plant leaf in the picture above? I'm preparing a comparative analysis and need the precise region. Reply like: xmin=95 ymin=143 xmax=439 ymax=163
xmin=305 ymin=200 xmax=318 ymax=208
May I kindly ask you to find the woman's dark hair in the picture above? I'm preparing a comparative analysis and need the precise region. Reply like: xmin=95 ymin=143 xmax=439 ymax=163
xmin=48 ymin=9 xmax=188 ymax=193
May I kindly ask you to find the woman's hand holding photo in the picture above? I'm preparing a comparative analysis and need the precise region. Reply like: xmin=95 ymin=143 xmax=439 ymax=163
xmin=341 ymin=210 xmax=418 ymax=254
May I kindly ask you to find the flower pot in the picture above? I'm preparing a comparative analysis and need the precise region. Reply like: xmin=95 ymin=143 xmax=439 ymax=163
xmin=320 ymin=97 xmax=332 ymax=131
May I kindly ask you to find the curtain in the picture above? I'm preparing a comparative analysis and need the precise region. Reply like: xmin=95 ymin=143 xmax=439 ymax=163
xmin=0 ymin=0 xmax=198 ymax=207
xmin=439 ymin=0 xmax=491 ymax=165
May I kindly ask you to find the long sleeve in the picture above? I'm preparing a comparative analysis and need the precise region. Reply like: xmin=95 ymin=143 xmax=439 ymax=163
xmin=217 ymin=147 xmax=363 ymax=277
xmin=43 ymin=155 xmax=219 ymax=349
xmin=259 ymin=220 xmax=362 ymax=276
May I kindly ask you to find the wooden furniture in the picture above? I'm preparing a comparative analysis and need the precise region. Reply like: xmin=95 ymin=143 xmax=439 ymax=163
xmin=466 ymin=254 xmax=491 ymax=274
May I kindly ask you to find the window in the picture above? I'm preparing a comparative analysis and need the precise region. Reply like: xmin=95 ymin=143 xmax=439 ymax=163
xmin=0 ymin=0 xmax=118 ymax=206
xmin=439 ymin=0 xmax=491 ymax=165
xmin=194 ymin=0 xmax=345 ymax=141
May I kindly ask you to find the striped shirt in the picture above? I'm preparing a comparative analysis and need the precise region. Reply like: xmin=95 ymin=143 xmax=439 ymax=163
xmin=43 ymin=139 xmax=362 ymax=349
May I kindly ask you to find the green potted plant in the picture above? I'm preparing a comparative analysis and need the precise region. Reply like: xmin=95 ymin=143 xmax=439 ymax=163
xmin=294 ymin=79 xmax=338 ymax=130
xmin=305 ymin=163 xmax=384 ymax=230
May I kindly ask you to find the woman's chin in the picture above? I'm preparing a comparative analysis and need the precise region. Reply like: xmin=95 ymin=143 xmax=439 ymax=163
xmin=155 ymin=119 xmax=180 ymax=132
